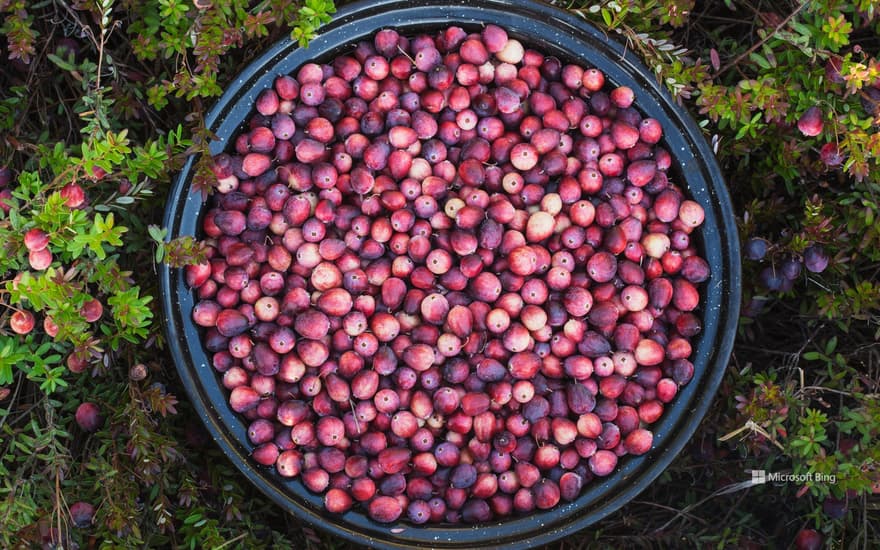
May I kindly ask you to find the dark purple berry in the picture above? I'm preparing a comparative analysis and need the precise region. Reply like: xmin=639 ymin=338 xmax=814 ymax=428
xmin=744 ymin=238 xmax=768 ymax=261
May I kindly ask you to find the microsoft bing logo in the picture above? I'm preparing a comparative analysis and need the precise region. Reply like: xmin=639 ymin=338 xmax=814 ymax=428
xmin=748 ymin=469 xmax=835 ymax=485
xmin=751 ymin=469 xmax=767 ymax=485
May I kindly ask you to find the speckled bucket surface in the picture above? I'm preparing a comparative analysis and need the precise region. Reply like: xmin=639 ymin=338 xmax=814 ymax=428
xmin=159 ymin=0 xmax=741 ymax=547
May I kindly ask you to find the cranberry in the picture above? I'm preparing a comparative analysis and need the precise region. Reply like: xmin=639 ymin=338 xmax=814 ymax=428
xmin=9 ymin=310 xmax=35 ymax=334
xmin=24 ymin=228 xmax=50 ymax=251
xmin=794 ymin=529 xmax=823 ymax=550
xmin=368 ymin=495 xmax=403 ymax=523
xmin=190 ymin=23 xmax=712 ymax=525
xmin=797 ymin=106 xmax=824 ymax=137
xmin=75 ymin=402 xmax=104 ymax=432
xmin=69 ymin=501 xmax=96 ymax=528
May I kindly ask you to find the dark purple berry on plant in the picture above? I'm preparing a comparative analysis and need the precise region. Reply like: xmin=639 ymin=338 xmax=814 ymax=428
xmin=822 ymin=496 xmax=847 ymax=519
xmin=69 ymin=501 xmax=96 ymax=528
xmin=803 ymin=245 xmax=830 ymax=273
xmin=742 ymin=296 xmax=769 ymax=318
xmin=75 ymin=402 xmax=104 ymax=432
xmin=824 ymin=56 xmax=844 ymax=84
xmin=860 ymin=86 xmax=880 ymax=116
xmin=744 ymin=238 xmax=768 ymax=261
xmin=781 ymin=258 xmax=802 ymax=280
xmin=778 ymin=276 xmax=794 ymax=292
xmin=759 ymin=266 xmax=786 ymax=291
xmin=0 ymin=166 xmax=11 ymax=187
xmin=819 ymin=142 xmax=844 ymax=167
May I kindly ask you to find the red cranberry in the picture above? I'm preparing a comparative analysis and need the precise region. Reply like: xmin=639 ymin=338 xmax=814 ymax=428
xmin=75 ymin=402 xmax=104 ymax=432
xmin=69 ymin=501 xmax=96 ymax=528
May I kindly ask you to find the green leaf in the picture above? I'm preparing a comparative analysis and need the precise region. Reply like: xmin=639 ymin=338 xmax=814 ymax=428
xmin=748 ymin=52 xmax=771 ymax=70
xmin=825 ymin=336 xmax=837 ymax=354
xmin=183 ymin=513 xmax=203 ymax=525
xmin=148 ymin=224 xmax=167 ymax=243
xmin=46 ymin=52 xmax=77 ymax=72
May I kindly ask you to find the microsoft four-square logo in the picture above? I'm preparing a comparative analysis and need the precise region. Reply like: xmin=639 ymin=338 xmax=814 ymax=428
xmin=751 ymin=470 xmax=767 ymax=484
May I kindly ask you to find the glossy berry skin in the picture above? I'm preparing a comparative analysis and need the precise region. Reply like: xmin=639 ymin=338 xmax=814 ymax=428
xmin=81 ymin=299 xmax=104 ymax=323
xmin=187 ymin=23 xmax=715 ymax=526
xmin=797 ymin=106 xmax=823 ymax=137
xmin=803 ymin=245 xmax=829 ymax=273
xmin=368 ymin=496 xmax=403 ymax=523
xmin=75 ymin=402 xmax=104 ymax=432
xmin=743 ymin=238 xmax=767 ymax=261
xmin=781 ymin=258 xmax=802 ymax=280
xmin=60 ymin=182 xmax=86 ymax=208
xmin=24 ymin=228 xmax=50 ymax=251
xmin=29 ymin=248 xmax=53 ymax=270
xmin=9 ymin=310 xmax=35 ymax=335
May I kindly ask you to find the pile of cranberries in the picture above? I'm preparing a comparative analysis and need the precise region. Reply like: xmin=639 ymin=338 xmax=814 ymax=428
xmin=186 ymin=24 xmax=710 ymax=525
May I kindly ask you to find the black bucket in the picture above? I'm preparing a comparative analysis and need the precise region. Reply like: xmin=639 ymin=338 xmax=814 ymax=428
xmin=159 ymin=0 xmax=741 ymax=547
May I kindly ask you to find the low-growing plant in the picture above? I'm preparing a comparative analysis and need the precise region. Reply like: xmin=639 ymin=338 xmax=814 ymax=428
xmin=0 ymin=1 xmax=331 ymax=548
